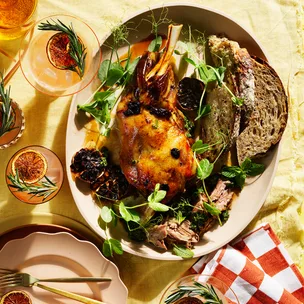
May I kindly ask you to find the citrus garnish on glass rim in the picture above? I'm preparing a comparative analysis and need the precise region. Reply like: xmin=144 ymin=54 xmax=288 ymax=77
xmin=12 ymin=149 xmax=47 ymax=184
xmin=38 ymin=19 xmax=87 ymax=78
xmin=0 ymin=290 xmax=32 ymax=304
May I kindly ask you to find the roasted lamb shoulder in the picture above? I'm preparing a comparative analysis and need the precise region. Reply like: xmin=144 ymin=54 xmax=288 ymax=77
xmin=116 ymin=25 xmax=196 ymax=201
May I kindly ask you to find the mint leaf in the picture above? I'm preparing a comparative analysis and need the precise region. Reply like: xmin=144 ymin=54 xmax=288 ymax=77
xmin=119 ymin=202 xmax=140 ymax=222
xmin=192 ymin=140 xmax=210 ymax=154
xmin=221 ymin=166 xmax=242 ymax=178
xmin=100 ymin=206 xmax=113 ymax=223
xmin=176 ymin=210 xmax=186 ymax=225
xmin=102 ymin=238 xmax=123 ymax=257
xmin=148 ymin=35 xmax=162 ymax=52
xmin=102 ymin=239 xmax=112 ymax=257
xmin=106 ymin=68 xmax=124 ymax=86
xmin=125 ymin=57 xmax=140 ymax=76
xmin=197 ymin=64 xmax=217 ymax=84
xmin=149 ymin=202 xmax=169 ymax=212
xmin=203 ymin=202 xmax=221 ymax=216
xmin=98 ymin=59 xmax=111 ymax=82
xmin=147 ymin=183 xmax=167 ymax=203
xmin=241 ymin=158 xmax=265 ymax=176
xmin=173 ymin=244 xmax=194 ymax=259
xmin=197 ymin=159 xmax=213 ymax=180
xmin=109 ymin=238 xmax=123 ymax=255
xmin=184 ymin=57 xmax=197 ymax=67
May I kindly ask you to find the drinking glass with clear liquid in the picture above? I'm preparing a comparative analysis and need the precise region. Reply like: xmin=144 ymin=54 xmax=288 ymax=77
xmin=0 ymin=0 xmax=37 ymax=40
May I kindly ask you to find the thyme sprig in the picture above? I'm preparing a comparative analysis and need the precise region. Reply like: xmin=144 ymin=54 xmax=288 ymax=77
xmin=0 ymin=74 xmax=16 ymax=137
xmin=165 ymin=280 xmax=223 ymax=304
xmin=7 ymin=170 xmax=58 ymax=201
xmin=38 ymin=19 xmax=87 ymax=78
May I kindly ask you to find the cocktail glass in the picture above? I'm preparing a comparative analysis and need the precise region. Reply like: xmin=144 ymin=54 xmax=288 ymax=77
xmin=160 ymin=274 xmax=239 ymax=304
xmin=6 ymin=145 xmax=64 ymax=204
xmin=19 ymin=14 xmax=102 ymax=97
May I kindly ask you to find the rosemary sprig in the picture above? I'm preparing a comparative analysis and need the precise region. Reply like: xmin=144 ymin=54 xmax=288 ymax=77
xmin=165 ymin=281 xmax=223 ymax=304
xmin=0 ymin=74 xmax=16 ymax=137
xmin=38 ymin=19 xmax=87 ymax=78
xmin=7 ymin=170 xmax=58 ymax=201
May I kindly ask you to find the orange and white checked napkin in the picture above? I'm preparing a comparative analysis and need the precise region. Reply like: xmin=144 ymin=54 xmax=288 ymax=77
xmin=191 ymin=224 xmax=304 ymax=303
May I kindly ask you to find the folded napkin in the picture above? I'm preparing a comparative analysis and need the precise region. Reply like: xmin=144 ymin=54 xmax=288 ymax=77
xmin=191 ymin=224 xmax=304 ymax=303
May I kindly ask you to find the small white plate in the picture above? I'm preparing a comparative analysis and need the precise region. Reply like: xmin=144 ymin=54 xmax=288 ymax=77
xmin=0 ymin=232 xmax=128 ymax=304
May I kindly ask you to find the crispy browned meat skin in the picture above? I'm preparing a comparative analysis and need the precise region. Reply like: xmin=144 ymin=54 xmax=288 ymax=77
xmin=116 ymin=29 xmax=196 ymax=201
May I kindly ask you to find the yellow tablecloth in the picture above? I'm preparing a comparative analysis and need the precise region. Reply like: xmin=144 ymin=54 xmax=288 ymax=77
xmin=0 ymin=0 xmax=303 ymax=303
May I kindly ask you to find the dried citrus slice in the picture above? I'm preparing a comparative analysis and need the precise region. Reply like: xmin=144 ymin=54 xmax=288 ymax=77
xmin=46 ymin=32 xmax=77 ymax=70
xmin=0 ymin=290 xmax=32 ymax=304
xmin=12 ymin=149 xmax=47 ymax=184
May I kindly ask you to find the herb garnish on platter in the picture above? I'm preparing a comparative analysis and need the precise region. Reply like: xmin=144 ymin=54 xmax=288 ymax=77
xmin=38 ymin=19 xmax=87 ymax=78
xmin=7 ymin=170 xmax=58 ymax=201
xmin=165 ymin=280 xmax=223 ymax=304
xmin=0 ymin=74 xmax=17 ymax=137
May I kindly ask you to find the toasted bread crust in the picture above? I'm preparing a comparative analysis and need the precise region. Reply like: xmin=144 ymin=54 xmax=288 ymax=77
xmin=236 ymin=56 xmax=288 ymax=164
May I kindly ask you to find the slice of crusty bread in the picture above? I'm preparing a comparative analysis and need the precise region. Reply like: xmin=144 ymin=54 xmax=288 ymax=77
xmin=201 ymin=36 xmax=254 ymax=162
xmin=202 ymin=85 xmax=240 ymax=162
xmin=236 ymin=57 xmax=288 ymax=165
xmin=208 ymin=35 xmax=255 ymax=126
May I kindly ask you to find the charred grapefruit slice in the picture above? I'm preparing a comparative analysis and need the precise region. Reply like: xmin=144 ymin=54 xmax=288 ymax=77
xmin=0 ymin=291 xmax=32 ymax=304
xmin=12 ymin=149 xmax=47 ymax=184
xmin=46 ymin=32 xmax=77 ymax=70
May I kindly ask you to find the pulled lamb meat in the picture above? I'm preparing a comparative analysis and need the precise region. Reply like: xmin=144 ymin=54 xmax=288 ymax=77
xmin=166 ymin=219 xmax=199 ymax=248
xmin=193 ymin=179 xmax=234 ymax=235
xmin=147 ymin=224 xmax=168 ymax=250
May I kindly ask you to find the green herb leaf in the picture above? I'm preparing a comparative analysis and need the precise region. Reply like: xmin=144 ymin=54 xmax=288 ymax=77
xmin=102 ymin=238 xmax=123 ymax=257
xmin=197 ymin=159 xmax=214 ymax=180
xmin=98 ymin=59 xmax=111 ymax=82
xmin=231 ymin=96 xmax=244 ymax=106
xmin=106 ymin=68 xmax=124 ymax=86
xmin=220 ymin=210 xmax=230 ymax=223
xmin=241 ymin=158 xmax=265 ymax=176
xmin=203 ymin=201 xmax=221 ymax=216
xmin=197 ymin=64 xmax=217 ymax=85
xmin=100 ymin=206 xmax=113 ymax=223
xmin=184 ymin=57 xmax=197 ymax=67
xmin=148 ymin=35 xmax=162 ymax=52
xmin=110 ymin=238 xmax=123 ymax=255
xmin=149 ymin=202 xmax=169 ymax=212
xmin=184 ymin=116 xmax=194 ymax=138
xmin=176 ymin=210 xmax=186 ymax=225
xmin=125 ymin=57 xmax=140 ymax=77
xmin=192 ymin=140 xmax=210 ymax=154
xmin=172 ymin=244 xmax=194 ymax=259
xmin=147 ymin=183 xmax=167 ymax=203
xmin=197 ymin=104 xmax=211 ymax=120
xmin=119 ymin=202 xmax=140 ymax=222
xmin=102 ymin=239 xmax=112 ymax=257
xmin=221 ymin=166 xmax=242 ymax=179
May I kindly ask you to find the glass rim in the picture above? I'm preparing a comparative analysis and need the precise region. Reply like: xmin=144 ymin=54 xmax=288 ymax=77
xmin=5 ymin=144 xmax=64 ymax=205
xmin=18 ymin=14 xmax=102 ymax=97
xmin=0 ymin=0 xmax=38 ymax=30
xmin=0 ymin=100 xmax=25 ymax=149
xmin=159 ymin=273 xmax=240 ymax=304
